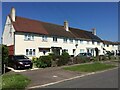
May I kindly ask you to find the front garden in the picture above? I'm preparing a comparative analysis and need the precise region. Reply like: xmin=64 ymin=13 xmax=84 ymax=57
xmin=63 ymin=62 xmax=116 ymax=72
xmin=2 ymin=73 xmax=30 ymax=90
xmin=32 ymin=51 xmax=119 ymax=68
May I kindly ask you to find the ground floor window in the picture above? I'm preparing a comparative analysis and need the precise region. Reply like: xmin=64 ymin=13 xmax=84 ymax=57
xmin=62 ymin=49 xmax=68 ymax=53
xmin=26 ymin=49 xmax=35 ymax=56
xmin=39 ymin=48 xmax=50 ymax=55
xmin=80 ymin=49 xmax=84 ymax=53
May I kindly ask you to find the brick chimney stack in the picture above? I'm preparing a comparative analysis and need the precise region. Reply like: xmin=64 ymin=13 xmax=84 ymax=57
xmin=64 ymin=20 xmax=69 ymax=31
xmin=10 ymin=7 xmax=16 ymax=22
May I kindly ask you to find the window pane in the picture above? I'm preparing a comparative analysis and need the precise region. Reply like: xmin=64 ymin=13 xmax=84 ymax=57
xmin=33 ymin=49 xmax=35 ymax=55
xmin=53 ymin=37 xmax=57 ymax=42
xmin=69 ymin=39 xmax=73 ymax=43
xmin=42 ymin=36 xmax=47 ymax=41
xmin=32 ymin=35 xmax=34 ymax=40
xmin=63 ymin=38 xmax=67 ymax=43
xmin=26 ymin=49 xmax=29 ymax=55
xmin=29 ymin=49 xmax=32 ymax=55
xmin=75 ymin=39 xmax=78 ymax=43
xmin=25 ymin=35 xmax=27 ymax=40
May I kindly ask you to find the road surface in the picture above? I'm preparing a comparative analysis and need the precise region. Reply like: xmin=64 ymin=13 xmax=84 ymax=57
xmin=43 ymin=68 xmax=118 ymax=88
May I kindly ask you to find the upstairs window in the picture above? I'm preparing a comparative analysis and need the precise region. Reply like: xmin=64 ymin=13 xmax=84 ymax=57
xmin=42 ymin=35 xmax=47 ymax=42
xmin=75 ymin=39 xmax=78 ymax=44
xmin=87 ymin=41 xmax=90 ymax=44
xmin=80 ymin=49 xmax=84 ymax=53
xmin=69 ymin=39 xmax=73 ymax=43
xmin=63 ymin=38 xmax=67 ymax=43
xmin=80 ymin=40 xmax=83 ymax=44
xmin=24 ymin=34 xmax=34 ymax=41
xmin=92 ymin=41 xmax=94 ymax=44
xmin=53 ymin=37 xmax=57 ymax=42
xmin=97 ymin=42 xmax=100 ymax=45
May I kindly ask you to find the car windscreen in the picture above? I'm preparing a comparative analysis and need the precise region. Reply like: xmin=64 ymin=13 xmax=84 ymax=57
xmin=14 ymin=55 xmax=29 ymax=60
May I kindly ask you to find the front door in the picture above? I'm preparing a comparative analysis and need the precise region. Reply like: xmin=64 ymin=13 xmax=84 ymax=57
xmin=52 ymin=47 xmax=60 ymax=55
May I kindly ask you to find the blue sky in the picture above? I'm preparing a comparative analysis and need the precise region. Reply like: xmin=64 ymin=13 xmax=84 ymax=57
xmin=2 ymin=2 xmax=118 ymax=42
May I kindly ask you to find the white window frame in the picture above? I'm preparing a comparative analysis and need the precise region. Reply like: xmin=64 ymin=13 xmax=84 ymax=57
xmin=24 ymin=34 xmax=34 ymax=41
xmin=26 ymin=49 xmax=35 ymax=56
xmin=80 ymin=40 xmax=83 ymax=44
xmin=69 ymin=39 xmax=73 ymax=43
xmin=53 ymin=37 xmax=57 ymax=42
xmin=80 ymin=49 xmax=85 ymax=53
xmin=75 ymin=39 xmax=78 ymax=44
xmin=63 ymin=38 xmax=67 ymax=43
xmin=42 ymin=35 xmax=47 ymax=42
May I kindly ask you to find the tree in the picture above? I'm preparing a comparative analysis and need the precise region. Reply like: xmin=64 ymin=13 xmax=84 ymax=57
xmin=2 ymin=44 xmax=9 ymax=64
xmin=2 ymin=44 xmax=9 ymax=74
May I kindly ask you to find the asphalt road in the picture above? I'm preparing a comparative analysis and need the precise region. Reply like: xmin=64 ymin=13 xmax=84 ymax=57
xmin=43 ymin=68 xmax=118 ymax=88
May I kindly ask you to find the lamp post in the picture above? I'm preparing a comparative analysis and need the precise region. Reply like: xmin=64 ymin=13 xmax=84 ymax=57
xmin=75 ymin=44 xmax=78 ymax=56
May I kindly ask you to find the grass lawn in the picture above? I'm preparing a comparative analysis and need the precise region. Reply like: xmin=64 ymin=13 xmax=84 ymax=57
xmin=2 ymin=73 xmax=30 ymax=89
xmin=63 ymin=62 xmax=116 ymax=72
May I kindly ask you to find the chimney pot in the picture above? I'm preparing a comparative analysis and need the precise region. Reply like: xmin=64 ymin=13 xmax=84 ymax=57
xmin=10 ymin=7 xmax=16 ymax=22
xmin=64 ymin=20 xmax=69 ymax=31
xmin=92 ymin=28 xmax=96 ymax=35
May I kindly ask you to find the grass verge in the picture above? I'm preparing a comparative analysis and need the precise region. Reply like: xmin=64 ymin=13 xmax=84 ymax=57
xmin=2 ymin=73 xmax=30 ymax=89
xmin=63 ymin=62 xmax=116 ymax=72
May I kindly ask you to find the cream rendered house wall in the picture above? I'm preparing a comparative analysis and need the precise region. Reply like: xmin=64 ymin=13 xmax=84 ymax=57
xmin=14 ymin=32 xmax=104 ymax=58
xmin=2 ymin=16 xmax=15 ymax=46
xmin=103 ymin=44 xmax=118 ymax=55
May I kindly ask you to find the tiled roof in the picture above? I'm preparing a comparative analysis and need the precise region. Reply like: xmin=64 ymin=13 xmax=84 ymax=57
xmin=103 ymin=40 xmax=120 ymax=45
xmin=69 ymin=27 xmax=102 ymax=41
xmin=10 ymin=16 xmax=102 ymax=41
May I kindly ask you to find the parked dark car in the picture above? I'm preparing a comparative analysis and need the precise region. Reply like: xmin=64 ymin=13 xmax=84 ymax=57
xmin=76 ymin=53 xmax=93 ymax=60
xmin=8 ymin=55 xmax=33 ymax=70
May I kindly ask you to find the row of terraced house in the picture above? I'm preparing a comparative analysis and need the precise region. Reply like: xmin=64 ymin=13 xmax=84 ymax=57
xmin=2 ymin=8 xmax=120 ymax=59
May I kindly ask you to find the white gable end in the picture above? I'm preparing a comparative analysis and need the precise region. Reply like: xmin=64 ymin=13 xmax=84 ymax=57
xmin=2 ymin=16 xmax=15 ymax=46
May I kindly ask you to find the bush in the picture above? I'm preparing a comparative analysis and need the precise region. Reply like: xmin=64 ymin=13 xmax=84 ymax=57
xmin=2 ymin=45 xmax=9 ymax=65
xmin=73 ymin=56 xmax=91 ymax=64
xmin=39 ymin=56 xmax=52 ymax=67
xmin=33 ymin=56 xmax=52 ymax=68
xmin=2 ymin=45 xmax=9 ymax=74
xmin=57 ymin=52 xmax=70 ymax=66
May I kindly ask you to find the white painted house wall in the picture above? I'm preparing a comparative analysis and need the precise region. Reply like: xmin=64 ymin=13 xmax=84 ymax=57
xmin=14 ymin=32 xmax=105 ymax=58
xmin=2 ymin=16 xmax=15 ymax=46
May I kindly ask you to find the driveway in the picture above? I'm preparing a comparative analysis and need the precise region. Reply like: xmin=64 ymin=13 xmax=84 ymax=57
xmin=18 ymin=66 xmax=83 ymax=89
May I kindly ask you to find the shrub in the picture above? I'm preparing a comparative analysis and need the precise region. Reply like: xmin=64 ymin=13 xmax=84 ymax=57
xmin=2 ymin=45 xmax=9 ymax=65
xmin=35 ymin=59 xmax=47 ymax=68
xmin=2 ymin=45 xmax=9 ymax=74
xmin=73 ymin=56 xmax=91 ymax=64
xmin=32 ymin=57 xmax=39 ymax=68
xmin=33 ymin=56 xmax=52 ymax=68
xmin=39 ymin=56 xmax=52 ymax=67
xmin=57 ymin=52 xmax=70 ymax=66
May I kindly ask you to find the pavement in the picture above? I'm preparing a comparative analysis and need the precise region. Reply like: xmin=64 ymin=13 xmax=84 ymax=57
xmin=14 ymin=60 xmax=119 ymax=89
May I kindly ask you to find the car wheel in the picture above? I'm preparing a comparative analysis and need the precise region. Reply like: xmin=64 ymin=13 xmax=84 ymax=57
xmin=14 ymin=65 xmax=18 ymax=70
